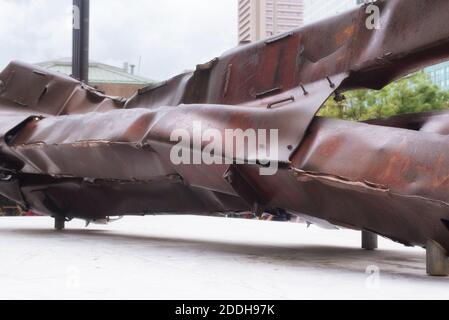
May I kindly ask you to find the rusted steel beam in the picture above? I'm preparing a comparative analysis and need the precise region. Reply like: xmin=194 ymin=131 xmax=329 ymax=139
xmin=0 ymin=0 xmax=449 ymax=274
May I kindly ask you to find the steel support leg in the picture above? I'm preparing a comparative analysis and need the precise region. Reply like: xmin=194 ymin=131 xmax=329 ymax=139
xmin=362 ymin=231 xmax=378 ymax=250
xmin=54 ymin=216 xmax=65 ymax=231
xmin=426 ymin=240 xmax=448 ymax=277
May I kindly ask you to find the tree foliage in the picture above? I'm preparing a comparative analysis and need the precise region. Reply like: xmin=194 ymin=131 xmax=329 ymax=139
xmin=318 ymin=72 xmax=449 ymax=121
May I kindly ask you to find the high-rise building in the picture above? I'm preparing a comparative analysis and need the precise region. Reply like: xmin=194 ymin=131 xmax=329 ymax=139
xmin=238 ymin=0 xmax=305 ymax=43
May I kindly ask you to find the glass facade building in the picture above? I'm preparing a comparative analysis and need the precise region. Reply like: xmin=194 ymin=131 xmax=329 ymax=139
xmin=426 ymin=62 xmax=449 ymax=90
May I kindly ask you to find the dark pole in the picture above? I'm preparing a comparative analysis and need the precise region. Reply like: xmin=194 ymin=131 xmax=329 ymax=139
xmin=72 ymin=0 xmax=89 ymax=83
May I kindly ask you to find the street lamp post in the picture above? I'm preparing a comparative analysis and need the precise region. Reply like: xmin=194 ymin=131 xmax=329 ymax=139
xmin=72 ymin=0 xmax=89 ymax=83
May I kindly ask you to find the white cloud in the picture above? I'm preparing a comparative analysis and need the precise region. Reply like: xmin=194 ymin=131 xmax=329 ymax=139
xmin=0 ymin=0 xmax=238 ymax=81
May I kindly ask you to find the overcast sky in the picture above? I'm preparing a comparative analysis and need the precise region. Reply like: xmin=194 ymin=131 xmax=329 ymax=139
xmin=0 ymin=0 xmax=238 ymax=81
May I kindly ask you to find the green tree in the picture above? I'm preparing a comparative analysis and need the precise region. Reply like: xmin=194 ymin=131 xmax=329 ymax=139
xmin=319 ymin=72 xmax=449 ymax=121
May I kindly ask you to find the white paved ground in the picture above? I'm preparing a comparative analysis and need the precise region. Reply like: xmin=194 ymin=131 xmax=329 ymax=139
xmin=0 ymin=216 xmax=448 ymax=300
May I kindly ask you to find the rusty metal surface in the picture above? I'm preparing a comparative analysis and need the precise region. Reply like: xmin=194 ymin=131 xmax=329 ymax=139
xmin=1 ymin=0 xmax=449 ymax=252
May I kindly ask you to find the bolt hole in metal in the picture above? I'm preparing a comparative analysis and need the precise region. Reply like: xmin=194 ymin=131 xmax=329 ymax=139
xmin=267 ymin=96 xmax=295 ymax=109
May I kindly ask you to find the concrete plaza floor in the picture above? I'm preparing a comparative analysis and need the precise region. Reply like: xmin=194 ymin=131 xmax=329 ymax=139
xmin=0 ymin=216 xmax=448 ymax=299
